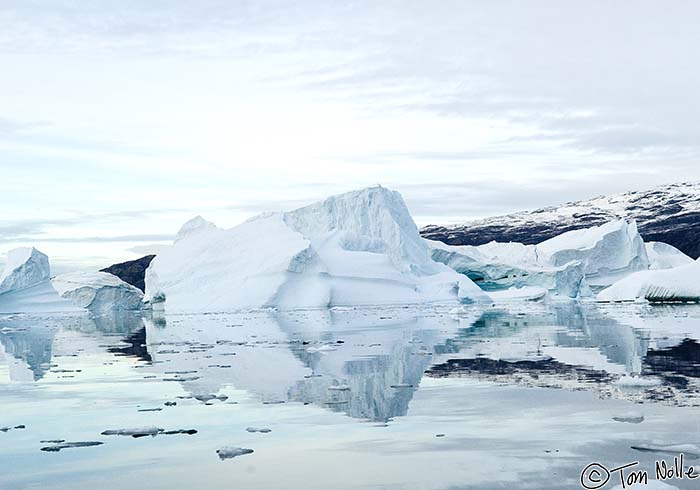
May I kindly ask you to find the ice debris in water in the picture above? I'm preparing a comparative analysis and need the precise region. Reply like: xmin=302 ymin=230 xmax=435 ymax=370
xmin=0 ymin=425 xmax=26 ymax=432
xmin=41 ymin=441 xmax=104 ymax=452
xmin=102 ymin=427 xmax=163 ymax=437
xmin=217 ymin=446 xmax=254 ymax=460
xmin=631 ymin=443 xmax=700 ymax=459
xmin=246 ymin=427 xmax=271 ymax=433
xmin=101 ymin=427 xmax=196 ymax=438
xmin=612 ymin=411 xmax=645 ymax=423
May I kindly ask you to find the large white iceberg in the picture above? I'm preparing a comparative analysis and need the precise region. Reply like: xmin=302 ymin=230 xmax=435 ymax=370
xmin=597 ymin=259 xmax=700 ymax=302
xmin=145 ymin=186 xmax=490 ymax=312
xmin=428 ymin=219 xmax=648 ymax=296
xmin=0 ymin=247 xmax=50 ymax=295
xmin=51 ymin=271 xmax=144 ymax=311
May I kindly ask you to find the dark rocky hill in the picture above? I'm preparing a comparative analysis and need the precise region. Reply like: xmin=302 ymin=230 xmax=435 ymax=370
xmin=100 ymin=255 xmax=155 ymax=292
xmin=421 ymin=182 xmax=700 ymax=259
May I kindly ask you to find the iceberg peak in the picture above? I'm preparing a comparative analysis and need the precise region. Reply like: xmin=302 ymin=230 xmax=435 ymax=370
xmin=175 ymin=216 xmax=218 ymax=243
xmin=0 ymin=247 xmax=50 ymax=295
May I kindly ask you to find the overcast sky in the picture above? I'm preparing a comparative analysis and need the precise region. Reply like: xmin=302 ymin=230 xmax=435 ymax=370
xmin=1 ymin=0 xmax=699 ymax=270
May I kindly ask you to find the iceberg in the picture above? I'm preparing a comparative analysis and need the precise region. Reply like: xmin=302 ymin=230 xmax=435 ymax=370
xmin=597 ymin=259 xmax=700 ymax=303
xmin=145 ymin=186 xmax=490 ymax=312
xmin=428 ymin=219 xmax=647 ymax=296
xmin=0 ymin=247 xmax=50 ymax=295
xmin=535 ymin=219 xmax=649 ymax=286
xmin=51 ymin=271 xmax=144 ymax=311
xmin=427 ymin=240 xmax=589 ymax=298
xmin=645 ymin=241 xmax=694 ymax=270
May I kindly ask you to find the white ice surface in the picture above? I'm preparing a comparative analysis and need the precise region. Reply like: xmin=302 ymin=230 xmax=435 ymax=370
xmin=597 ymin=259 xmax=700 ymax=302
xmin=145 ymin=186 xmax=490 ymax=312
xmin=0 ymin=247 xmax=50 ymax=295
xmin=51 ymin=271 xmax=143 ymax=311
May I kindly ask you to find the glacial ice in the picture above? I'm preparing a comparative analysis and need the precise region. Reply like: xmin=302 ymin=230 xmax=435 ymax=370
xmin=427 ymin=240 xmax=589 ymax=298
xmin=0 ymin=247 xmax=50 ymax=295
xmin=429 ymin=219 xmax=649 ymax=296
xmin=216 ymin=446 xmax=254 ymax=460
xmin=597 ymin=259 xmax=700 ymax=302
xmin=645 ymin=241 xmax=694 ymax=270
xmin=145 ymin=186 xmax=490 ymax=312
xmin=51 ymin=271 xmax=144 ymax=311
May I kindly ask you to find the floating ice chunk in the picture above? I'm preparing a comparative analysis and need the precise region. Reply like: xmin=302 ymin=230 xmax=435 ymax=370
xmin=0 ymin=247 xmax=50 ymax=295
xmin=245 ymin=427 xmax=271 ymax=433
xmin=612 ymin=411 xmax=645 ymax=423
xmin=51 ymin=271 xmax=143 ymax=311
xmin=598 ymin=260 xmax=700 ymax=303
xmin=614 ymin=375 xmax=662 ymax=388
xmin=101 ymin=426 xmax=163 ymax=437
xmin=646 ymin=241 xmax=694 ymax=270
xmin=217 ymin=446 xmax=254 ymax=460
xmin=40 ymin=441 xmax=104 ymax=452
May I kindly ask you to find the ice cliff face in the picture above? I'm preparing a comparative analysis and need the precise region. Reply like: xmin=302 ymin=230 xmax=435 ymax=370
xmin=145 ymin=186 xmax=490 ymax=312
xmin=429 ymin=219 xmax=648 ymax=296
xmin=0 ymin=247 xmax=50 ymax=295
xmin=51 ymin=272 xmax=144 ymax=311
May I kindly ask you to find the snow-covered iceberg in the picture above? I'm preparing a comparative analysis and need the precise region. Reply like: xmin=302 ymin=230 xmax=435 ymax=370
xmin=645 ymin=241 xmax=694 ymax=270
xmin=145 ymin=186 xmax=490 ymax=312
xmin=428 ymin=219 xmax=648 ymax=296
xmin=597 ymin=259 xmax=700 ymax=302
xmin=0 ymin=247 xmax=50 ymax=295
xmin=535 ymin=219 xmax=649 ymax=286
xmin=51 ymin=271 xmax=144 ymax=311
xmin=428 ymin=240 xmax=589 ymax=298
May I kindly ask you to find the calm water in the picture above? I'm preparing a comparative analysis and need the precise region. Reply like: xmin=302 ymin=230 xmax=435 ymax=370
xmin=2 ymin=302 xmax=700 ymax=489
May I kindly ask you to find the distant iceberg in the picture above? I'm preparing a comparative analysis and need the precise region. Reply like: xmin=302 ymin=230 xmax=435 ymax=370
xmin=51 ymin=271 xmax=144 ymax=311
xmin=0 ymin=247 xmax=50 ymax=295
xmin=145 ymin=186 xmax=490 ymax=312
xmin=645 ymin=241 xmax=693 ymax=270
xmin=428 ymin=219 xmax=650 ymax=297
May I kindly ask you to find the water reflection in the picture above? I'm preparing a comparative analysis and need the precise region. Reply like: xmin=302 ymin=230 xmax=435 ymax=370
xmin=3 ymin=302 xmax=700 ymax=415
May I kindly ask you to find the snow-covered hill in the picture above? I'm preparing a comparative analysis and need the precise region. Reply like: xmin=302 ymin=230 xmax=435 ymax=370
xmin=421 ymin=182 xmax=700 ymax=259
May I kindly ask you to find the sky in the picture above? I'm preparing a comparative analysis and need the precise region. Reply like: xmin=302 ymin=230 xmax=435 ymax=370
xmin=1 ymin=0 xmax=699 ymax=271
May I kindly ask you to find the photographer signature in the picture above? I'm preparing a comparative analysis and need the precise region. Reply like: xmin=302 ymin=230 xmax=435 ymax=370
xmin=580 ymin=453 xmax=699 ymax=489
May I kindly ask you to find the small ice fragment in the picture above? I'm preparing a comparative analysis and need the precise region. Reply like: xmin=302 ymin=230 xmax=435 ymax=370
xmin=101 ymin=427 xmax=163 ymax=437
xmin=631 ymin=443 xmax=700 ymax=459
xmin=246 ymin=427 xmax=271 ymax=433
xmin=612 ymin=411 xmax=645 ymax=424
xmin=217 ymin=446 xmax=254 ymax=460
xmin=41 ymin=441 xmax=103 ymax=452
